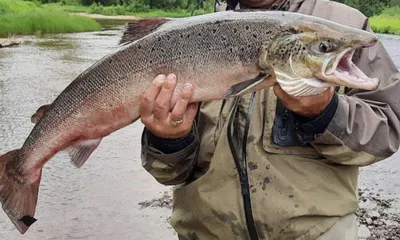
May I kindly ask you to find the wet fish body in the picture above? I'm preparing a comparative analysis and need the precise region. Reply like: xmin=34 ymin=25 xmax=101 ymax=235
xmin=0 ymin=11 xmax=379 ymax=234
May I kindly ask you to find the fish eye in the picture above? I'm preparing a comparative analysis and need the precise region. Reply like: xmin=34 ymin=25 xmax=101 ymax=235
xmin=318 ymin=41 xmax=336 ymax=53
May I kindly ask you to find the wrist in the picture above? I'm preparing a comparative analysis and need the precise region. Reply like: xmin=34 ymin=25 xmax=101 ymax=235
xmin=145 ymin=126 xmax=195 ymax=154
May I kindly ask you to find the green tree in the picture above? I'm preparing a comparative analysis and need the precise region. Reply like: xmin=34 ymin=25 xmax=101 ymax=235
xmin=81 ymin=0 xmax=95 ymax=5
xmin=333 ymin=0 xmax=386 ymax=17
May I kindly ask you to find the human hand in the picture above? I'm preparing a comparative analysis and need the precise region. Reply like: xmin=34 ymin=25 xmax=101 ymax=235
xmin=273 ymin=85 xmax=335 ymax=117
xmin=140 ymin=73 xmax=199 ymax=139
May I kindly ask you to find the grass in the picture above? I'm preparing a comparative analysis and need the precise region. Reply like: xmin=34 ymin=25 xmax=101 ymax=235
xmin=41 ymin=2 xmax=213 ymax=18
xmin=133 ymin=9 xmax=212 ymax=18
xmin=370 ymin=17 xmax=400 ymax=35
xmin=370 ymin=7 xmax=400 ymax=35
xmin=42 ymin=3 xmax=90 ymax=13
xmin=4 ymin=0 xmax=397 ymax=37
xmin=38 ymin=4 xmax=400 ymax=35
xmin=0 ymin=11 xmax=101 ymax=37
xmin=0 ymin=0 xmax=38 ymax=14
xmin=0 ymin=0 xmax=101 ymax=37
xmin=378 ymin=6 xmax=400 ymax=18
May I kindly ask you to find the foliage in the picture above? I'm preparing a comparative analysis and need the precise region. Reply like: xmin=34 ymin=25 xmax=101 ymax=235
xmin=379 ymin=6 xmax=400 ymax=17
xmin=133 ymin=7 xmax=210 ymax=17
xmin=88 ymin=2 xmax=128 ymax=14
xmin=4 ymin=0 xmax=399 ymax=36
xmin=124 ymin=0 xmax=151 ymax=12
xmin=146 ymin=0 xmax=187 ymax=9
xmin=331 ymin=1 xmax=400 ymax=34
xmin=370 ymin=16 xmax=400 ymax=34
xmin=27 ymin=0 xmax=213 ymax=8
xmin=347 ymin=0 xmax=385 ymax=17
xmin=16 ymin=0 xmax=399 ymax=17
xmin=42 ymin=2 xmax=89 ymax=12
xmin=0 ymin=0 xmax=101 ymax=37
xmin=40 ymin=0 xmax=213 ymax=16
xmin=369 ymin=6 xmax=400 ymax=34
xmin=333 ymin=0 xmax=400 ymax=17
xmin=0 ymin=0 xmax=39 ymax=13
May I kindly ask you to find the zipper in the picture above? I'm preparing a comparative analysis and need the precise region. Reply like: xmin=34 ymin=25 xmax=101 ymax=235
xmin=227 ymin=92 xmax=260 ymax=240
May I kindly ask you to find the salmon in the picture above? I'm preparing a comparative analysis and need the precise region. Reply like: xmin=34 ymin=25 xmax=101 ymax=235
xmin=0 ymin=10 xmax=379 ymax=234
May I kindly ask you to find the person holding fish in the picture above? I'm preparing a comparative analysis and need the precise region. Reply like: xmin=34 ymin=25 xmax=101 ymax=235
xmin=140 ymin=0 xmax=400 ymax=239
xmin=0 ymin=0 xmax=399 ymax=238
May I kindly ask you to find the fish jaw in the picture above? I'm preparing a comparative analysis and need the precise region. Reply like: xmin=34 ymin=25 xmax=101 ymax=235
xmin=315 ymin=47 xmax=379 ymax=91
xmin=265 ymin=16 xmax=380 ymax=95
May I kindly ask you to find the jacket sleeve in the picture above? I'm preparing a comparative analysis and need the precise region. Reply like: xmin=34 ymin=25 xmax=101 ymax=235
xmin=141 ymin=125 xmax=200 ymax=185
xmin=309 ymin=22 xmax=400 ymax=166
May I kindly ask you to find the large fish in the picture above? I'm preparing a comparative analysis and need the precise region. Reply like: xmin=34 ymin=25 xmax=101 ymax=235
xmin=0 ymin=11 xmax=379 ymax=234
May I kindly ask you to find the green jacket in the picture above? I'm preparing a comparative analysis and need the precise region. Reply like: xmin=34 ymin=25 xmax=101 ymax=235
xmin=141 ymin=0 xmax=400 ymax=239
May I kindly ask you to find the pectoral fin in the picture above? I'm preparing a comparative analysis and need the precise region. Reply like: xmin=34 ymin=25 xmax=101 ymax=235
xmin=226 ymin=71 xmax=271 ymax=98
xmin=66 ymin=139 xmax=102 ymax=168
xmin=31 ymin=104 xmax=51 ymax=124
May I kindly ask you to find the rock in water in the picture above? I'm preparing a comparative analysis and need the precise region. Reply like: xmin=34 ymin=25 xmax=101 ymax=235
xmin=0 ymin=39 xmax=23 ymax=48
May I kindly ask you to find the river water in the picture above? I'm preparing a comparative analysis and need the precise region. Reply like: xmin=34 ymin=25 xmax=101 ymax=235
xmin=0 ymin=27 xmax=399 ymax=240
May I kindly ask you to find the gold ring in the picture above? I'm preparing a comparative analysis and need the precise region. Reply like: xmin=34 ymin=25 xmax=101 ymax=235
xmin=170 ymin=119 xmax=184 ymax=127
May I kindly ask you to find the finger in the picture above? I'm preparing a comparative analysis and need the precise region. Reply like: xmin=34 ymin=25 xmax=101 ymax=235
xmin=140 ymin=74 xmax=165 ymax=118
xmin=170 ymin=83 xmax=194 ymax=121
xmin=173 ymin=103 xmax=198 ymax=137
xmin=154 ymin=73 xmax=177 ymax=119
xmin=184 ymin=102 xmax=199 ymax=123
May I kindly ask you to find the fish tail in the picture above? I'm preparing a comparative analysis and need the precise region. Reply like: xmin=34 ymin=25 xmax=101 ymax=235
xmin=0 ymin=150 xmax=41 ymax=234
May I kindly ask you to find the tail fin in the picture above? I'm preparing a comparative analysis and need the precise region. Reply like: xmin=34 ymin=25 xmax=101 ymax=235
xmin=0 ymin=150 xmax=41 ymax=234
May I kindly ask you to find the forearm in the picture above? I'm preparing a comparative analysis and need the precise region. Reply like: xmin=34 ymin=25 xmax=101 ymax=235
xmin=312 ymin=76 xmax=400 ymax=165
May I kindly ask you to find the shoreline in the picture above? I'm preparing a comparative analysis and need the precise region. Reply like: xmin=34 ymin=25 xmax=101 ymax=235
xmin=73 ymin=12 xmax=399 ymax=35
xmin=71 ymin=12 xmax=140 ymax=20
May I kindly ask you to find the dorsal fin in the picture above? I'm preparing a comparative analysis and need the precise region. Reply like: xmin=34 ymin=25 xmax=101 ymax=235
xmin=31 ymin=104 xmax=51 ymax=124
xmin=119 ymin=18 xmax=169 ymax=45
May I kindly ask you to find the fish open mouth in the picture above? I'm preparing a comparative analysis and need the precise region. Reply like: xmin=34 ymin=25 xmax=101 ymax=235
xmin=320 ymin=48 xmax=379 ymax=90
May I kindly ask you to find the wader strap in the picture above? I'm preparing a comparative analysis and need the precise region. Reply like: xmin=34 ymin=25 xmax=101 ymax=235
xmin=227 ymin=92 xmax=259 ymax=240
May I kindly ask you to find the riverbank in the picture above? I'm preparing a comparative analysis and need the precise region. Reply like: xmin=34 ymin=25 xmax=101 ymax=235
xmin=42 ymin=3 xmax=213 ymax=18
xmin=1 ymin=0 xmax=399 ymax=37
xmin=73 ymin=12 xmax=138 ymax=20
xmin=0 ymin=0 xmax=211 ymax=37
xmin=0 ymin=0 xmax=101 ymax=37
xmin=370 ymin=7 xmax=400 ymax=35
xmin=47 ymin=3 xmax=400 ymax=35
xmin=0 ymin=12 xmax=101 ymax=38
xmin=370 ymin=17 xmax=400 ymax=35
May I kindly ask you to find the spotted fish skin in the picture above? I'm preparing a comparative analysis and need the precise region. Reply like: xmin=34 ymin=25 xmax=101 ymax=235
xmin=0 ymin=10 xmax=379 ymax=234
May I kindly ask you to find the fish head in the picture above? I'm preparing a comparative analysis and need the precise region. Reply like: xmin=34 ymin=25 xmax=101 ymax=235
xmin=260 ymin=17 xmax=379 ymax=96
